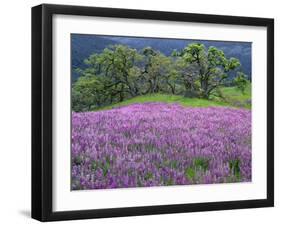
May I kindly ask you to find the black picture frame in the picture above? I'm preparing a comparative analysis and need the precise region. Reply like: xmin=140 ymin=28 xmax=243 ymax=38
xmin=32 ymin=3 xmax=274 ymax=222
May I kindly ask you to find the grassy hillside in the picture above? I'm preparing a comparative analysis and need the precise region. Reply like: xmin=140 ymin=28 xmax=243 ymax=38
xmin=94 ymin=85 xmax=251 ymax=111
xmin=218 ymin=84 xmax=251 ymax=108
xmin=95 ymin=94 xmax=228 ymax=111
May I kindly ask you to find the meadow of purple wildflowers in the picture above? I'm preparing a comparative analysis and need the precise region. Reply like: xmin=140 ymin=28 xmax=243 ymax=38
xmin=71 ymin=103 xmax=251 ymax=190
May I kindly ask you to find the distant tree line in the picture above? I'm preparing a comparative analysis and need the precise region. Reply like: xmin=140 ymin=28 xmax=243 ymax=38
xmin=72 ymin=43 xmax=248 ymax=111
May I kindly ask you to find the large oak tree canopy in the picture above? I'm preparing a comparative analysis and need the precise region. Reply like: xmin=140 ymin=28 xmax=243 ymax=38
xmin=179 ymin=43 xmax=241 ymax=98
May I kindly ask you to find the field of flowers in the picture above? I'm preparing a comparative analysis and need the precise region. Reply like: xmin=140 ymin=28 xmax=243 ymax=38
xmin=71 ymin=103 xmax=251 ymax=190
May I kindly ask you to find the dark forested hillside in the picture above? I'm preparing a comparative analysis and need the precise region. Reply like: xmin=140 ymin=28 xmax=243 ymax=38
xmin=71 ymin=34 xmax=251 ymax=81
xmin=71 ymin=35 xmax=119 ymax=81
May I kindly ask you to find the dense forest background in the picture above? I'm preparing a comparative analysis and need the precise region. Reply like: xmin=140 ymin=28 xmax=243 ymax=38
xmin=71 ymin=34 xmax=252 ymax=112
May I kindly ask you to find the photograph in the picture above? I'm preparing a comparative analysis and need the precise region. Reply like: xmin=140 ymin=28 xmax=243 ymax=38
xmin=71 ymin=34 xmax=252 ymax=190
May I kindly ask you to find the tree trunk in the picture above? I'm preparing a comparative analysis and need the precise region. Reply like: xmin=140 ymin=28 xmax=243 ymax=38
xmin=119 ymin=84 xmax=124 ymax=102
xmin=200 ymin=78 xmax=209 ymax=99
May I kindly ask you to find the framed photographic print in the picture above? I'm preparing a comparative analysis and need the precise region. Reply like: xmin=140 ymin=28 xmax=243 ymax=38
xmin=32 ymin=4 xmax=274 ymax=221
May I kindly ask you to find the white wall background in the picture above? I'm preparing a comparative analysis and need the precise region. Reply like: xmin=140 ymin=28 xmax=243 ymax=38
xmin=0 ymin=0 xmax=279 ymax=225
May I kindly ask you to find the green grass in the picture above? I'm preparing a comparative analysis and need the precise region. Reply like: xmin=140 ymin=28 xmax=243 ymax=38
xmin=218 ymin=84 xmax=251 ymax=109
xmin=94 ymin=85 xmax=251 ymax=111
xmin=95 ymin=94 xmax=229 ymax=111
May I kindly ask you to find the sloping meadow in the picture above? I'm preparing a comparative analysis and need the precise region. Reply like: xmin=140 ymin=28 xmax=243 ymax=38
xmin=71 ymin=103 xmax=251 ymax=190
